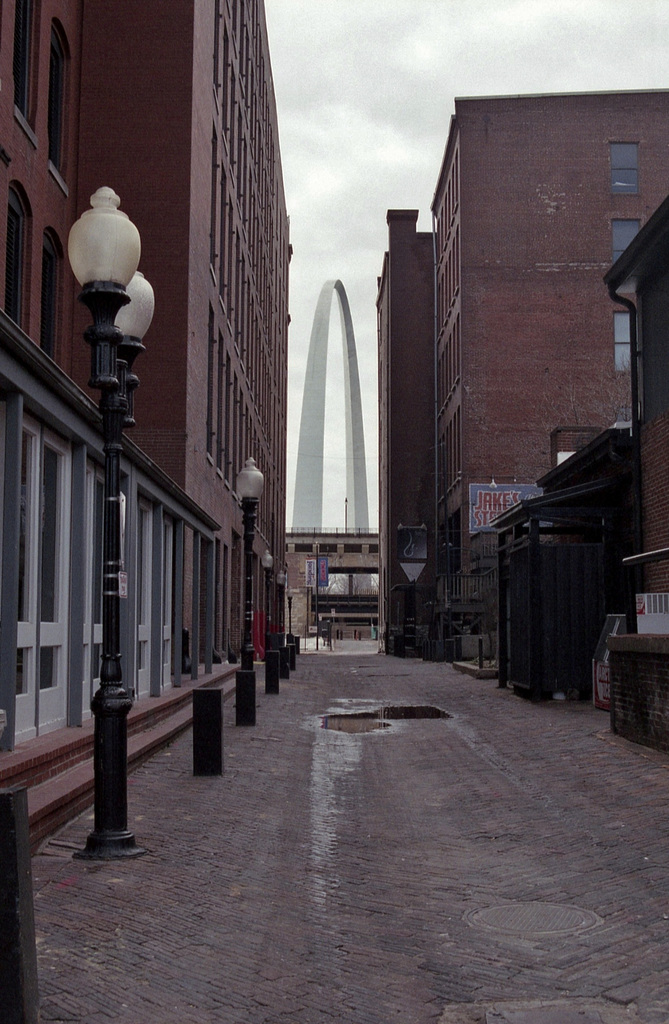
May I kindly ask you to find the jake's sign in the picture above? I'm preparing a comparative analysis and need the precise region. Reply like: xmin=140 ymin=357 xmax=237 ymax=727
xmin=469 ymin=483 xmax=542 ymax=533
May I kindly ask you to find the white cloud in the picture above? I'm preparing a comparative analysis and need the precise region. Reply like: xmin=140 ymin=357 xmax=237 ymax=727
xmin=265 ymin=0 xmax=669 ymax=530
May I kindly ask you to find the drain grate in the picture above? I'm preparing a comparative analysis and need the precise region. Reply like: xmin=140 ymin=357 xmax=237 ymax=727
xmin=467 ymin=902 xmax=602 ymax=937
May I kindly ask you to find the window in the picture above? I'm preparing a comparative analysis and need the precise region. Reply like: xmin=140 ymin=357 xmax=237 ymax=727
xmin=209 ymin=131 xmax=218 ymax=268
xmin=206 ymin=308 xmax=215 ymax=457
xmin=610 ymin=143 xmax=638 ymax=194
xmin=13 ymin=0 xmax=32 ymax=117
xmin=136 ymin=501 xmax=152 ymax=698
xmin=47 ymin=28 xmax=65 ymax=170
xmin=16 ymin=421 xmax=71 ymax=740
xmin=216 ymin=333 xmax=224 ymax=471
xmin=41 ymin=234 xmax=58 ymax=356
xmin=5 ymin=189 xmax=25 ymax=326
xmin=614 ymin=311 xmax=631 ymax=372
xmin=212 ymin=0 xmax=220 ymax=92
xmin=612 ymin=219 xmax=639 ymax=262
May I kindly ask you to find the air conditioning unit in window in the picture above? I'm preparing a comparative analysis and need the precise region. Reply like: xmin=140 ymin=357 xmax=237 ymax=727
xmin=636 ymin=593 xmax=669 ymax=634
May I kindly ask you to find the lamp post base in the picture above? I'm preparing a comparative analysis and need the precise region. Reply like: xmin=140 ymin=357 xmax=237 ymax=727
xmin=236 ymin=669 xmax=256 ymax=725
xmin=74 ymin=830 xmax=144 ymax=860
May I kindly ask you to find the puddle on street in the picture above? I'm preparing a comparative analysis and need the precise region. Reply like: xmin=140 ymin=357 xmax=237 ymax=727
xmin=320 ymin=705 xmax=449 ymax=733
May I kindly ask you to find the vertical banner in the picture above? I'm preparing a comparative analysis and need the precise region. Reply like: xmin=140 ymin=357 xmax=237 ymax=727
xmin=318 ymin=556 xmax=329 ymax=588
xmin=305 ymin=558 xmax=316 ymax=587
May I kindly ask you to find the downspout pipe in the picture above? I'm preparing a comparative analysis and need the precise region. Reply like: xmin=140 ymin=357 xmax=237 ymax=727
xmin=607 ymin=285 xmax=642 ymax=629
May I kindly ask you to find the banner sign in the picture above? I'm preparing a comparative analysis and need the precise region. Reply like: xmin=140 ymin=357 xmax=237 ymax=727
xmin=305 ymin=556 xmax=329 ymax=588
xmin=469 ymin=483 xmax=542 ymax=533
xmin=397 ymin=526 xmax=427 ymax=561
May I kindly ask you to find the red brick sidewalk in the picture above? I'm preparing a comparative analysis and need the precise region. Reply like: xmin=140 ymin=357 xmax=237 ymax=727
xmin=32 ymin=652 xmax=669 ymax=1023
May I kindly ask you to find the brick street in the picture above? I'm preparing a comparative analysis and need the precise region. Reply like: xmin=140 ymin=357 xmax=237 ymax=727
xmin=32 ymin=645 xmax=669 ymax=1023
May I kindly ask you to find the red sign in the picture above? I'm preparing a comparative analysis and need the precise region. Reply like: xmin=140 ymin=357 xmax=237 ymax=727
xmin=593 ymin=660 xmax=610 ymax=711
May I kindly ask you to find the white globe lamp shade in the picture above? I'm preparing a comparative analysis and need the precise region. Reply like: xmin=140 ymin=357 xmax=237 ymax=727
xmin=68 ymin=187 xmax=141 ymax=288
xmin=237 ymin=458 xmax=264 ymax=500
xmin=262 ymin=550 xmax=274 ymax=570
xmin=115 ymin=272 xmax=155 ymax=340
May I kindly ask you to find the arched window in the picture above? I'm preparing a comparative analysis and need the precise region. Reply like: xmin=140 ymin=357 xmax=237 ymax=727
xmin=48 ymin=27 xmax=66 ymax=170
xmin=41 ymin=233 xmax=60 ymax=357
xmin=5 ymin=189 xmax=25 ymax=326
xmin=13 ymin=0 xmax=32 ymax=117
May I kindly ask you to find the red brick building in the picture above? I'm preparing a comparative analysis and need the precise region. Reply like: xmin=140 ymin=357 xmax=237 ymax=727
xmin=73 ymin=0 xmax=290 ymax=658
xmin=605 ymin=192 xmax=669 ymax=591
xmin=377 ymin=211 xmax=435 ymax=651
xmin=0 ymin=0 xmax=288 ymax=748
xmin=604 ymin=194 xmax=669 ymax=751
xmin=431 ymin=90 xmax=669 ymax=637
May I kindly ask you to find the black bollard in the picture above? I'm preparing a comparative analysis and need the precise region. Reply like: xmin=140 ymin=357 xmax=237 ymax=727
xmin=265 ymin=650 xmax=280 ymax=694
xmin=193 ymin=686 xmax=224 ymax=775
xmin=235 ymin=669 xmax=256 ymax=725
xmin=0 ymin=787 xmax=40 ymax=1024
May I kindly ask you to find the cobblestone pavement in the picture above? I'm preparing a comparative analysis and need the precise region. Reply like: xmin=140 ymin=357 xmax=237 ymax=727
xmin=32 ymin=647 xmax=669 ymax=1023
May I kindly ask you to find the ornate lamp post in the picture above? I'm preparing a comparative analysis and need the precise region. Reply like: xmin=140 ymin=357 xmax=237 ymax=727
xmin=68 ymin=187 xmax=154 ymax=859
xmin=276 ymin=570 xmax=286 ymax=637
xmin=262 ymin=548 xmax=280 ymax=694
xmin=275 ymin=569 xmax=290 ymax=678
xmin=262 ymin=549 xmax=274 ymax=656
xmin=236 ymin=457 xmax=264 ymax=724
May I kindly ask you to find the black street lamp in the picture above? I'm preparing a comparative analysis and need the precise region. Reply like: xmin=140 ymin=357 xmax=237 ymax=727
xmin=68 ymin=187 xmax=154 ymax=859
xmin=276 ymin=570 xmax=286 ymax=636
xmin=262 ymin=549 xmax=274 ymax=656
xmin=236 ymin=457 xmax=264 ymax=725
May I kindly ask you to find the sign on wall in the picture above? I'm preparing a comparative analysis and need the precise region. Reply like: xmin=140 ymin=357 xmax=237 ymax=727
xmin=397 ymin=526 xmax=427 ymax=561
xmin=397 ymin=525 xmax=427 ymax=582
xmin=469 ymin=483 xmax=542 ymax=533
xmin=305 ymin=556 xmax=329 ymax=588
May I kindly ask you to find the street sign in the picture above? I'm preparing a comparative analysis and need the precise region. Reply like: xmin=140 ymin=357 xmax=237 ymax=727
xmin=400 ymin=562 xmax=424 ymax=582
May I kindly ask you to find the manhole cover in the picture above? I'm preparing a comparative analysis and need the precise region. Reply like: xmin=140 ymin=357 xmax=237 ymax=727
xmin=467 ymin=902 xmax=602 ymax=937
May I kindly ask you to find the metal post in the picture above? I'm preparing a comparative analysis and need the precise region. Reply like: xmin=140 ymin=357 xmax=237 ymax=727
xmin=236 ymin=495 xmax=258 ymax=723
xmin=264 ymin=564 xmax=273 ymax=657
xmin=75 ymin=282 xmax=143 ymax=859
xmin=241 ymin=498 xmax=257 ymax=671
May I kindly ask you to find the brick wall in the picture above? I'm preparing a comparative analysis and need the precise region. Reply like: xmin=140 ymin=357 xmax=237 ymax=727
xmin=432 ymin=91 xmax=669 ymax=560
xmin=550 ymin=426 xmax=602 ymax=466
xmin=608 ymin=634 xmax=669 ymax=752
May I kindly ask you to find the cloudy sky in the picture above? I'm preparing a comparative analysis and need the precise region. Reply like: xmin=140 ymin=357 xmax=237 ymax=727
xmin=263 ymin=0 xmax=669 ymax=531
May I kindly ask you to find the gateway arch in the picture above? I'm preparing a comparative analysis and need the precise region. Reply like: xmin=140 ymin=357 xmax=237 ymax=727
xmin=293 ymin=279 xmax=369 ymax=529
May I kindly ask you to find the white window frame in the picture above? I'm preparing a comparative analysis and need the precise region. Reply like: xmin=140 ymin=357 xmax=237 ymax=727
xmin=162 ymin=516 xmax=174 ymax=689
xmin=136 ymin=498 xmax=152 ymax=699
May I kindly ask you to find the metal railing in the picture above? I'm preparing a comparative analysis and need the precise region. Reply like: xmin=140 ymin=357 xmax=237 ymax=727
xmin=288 ymin=527 xmax=379 ymax=537
xmin=448 ymin=568 xmax=497 ymax=604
